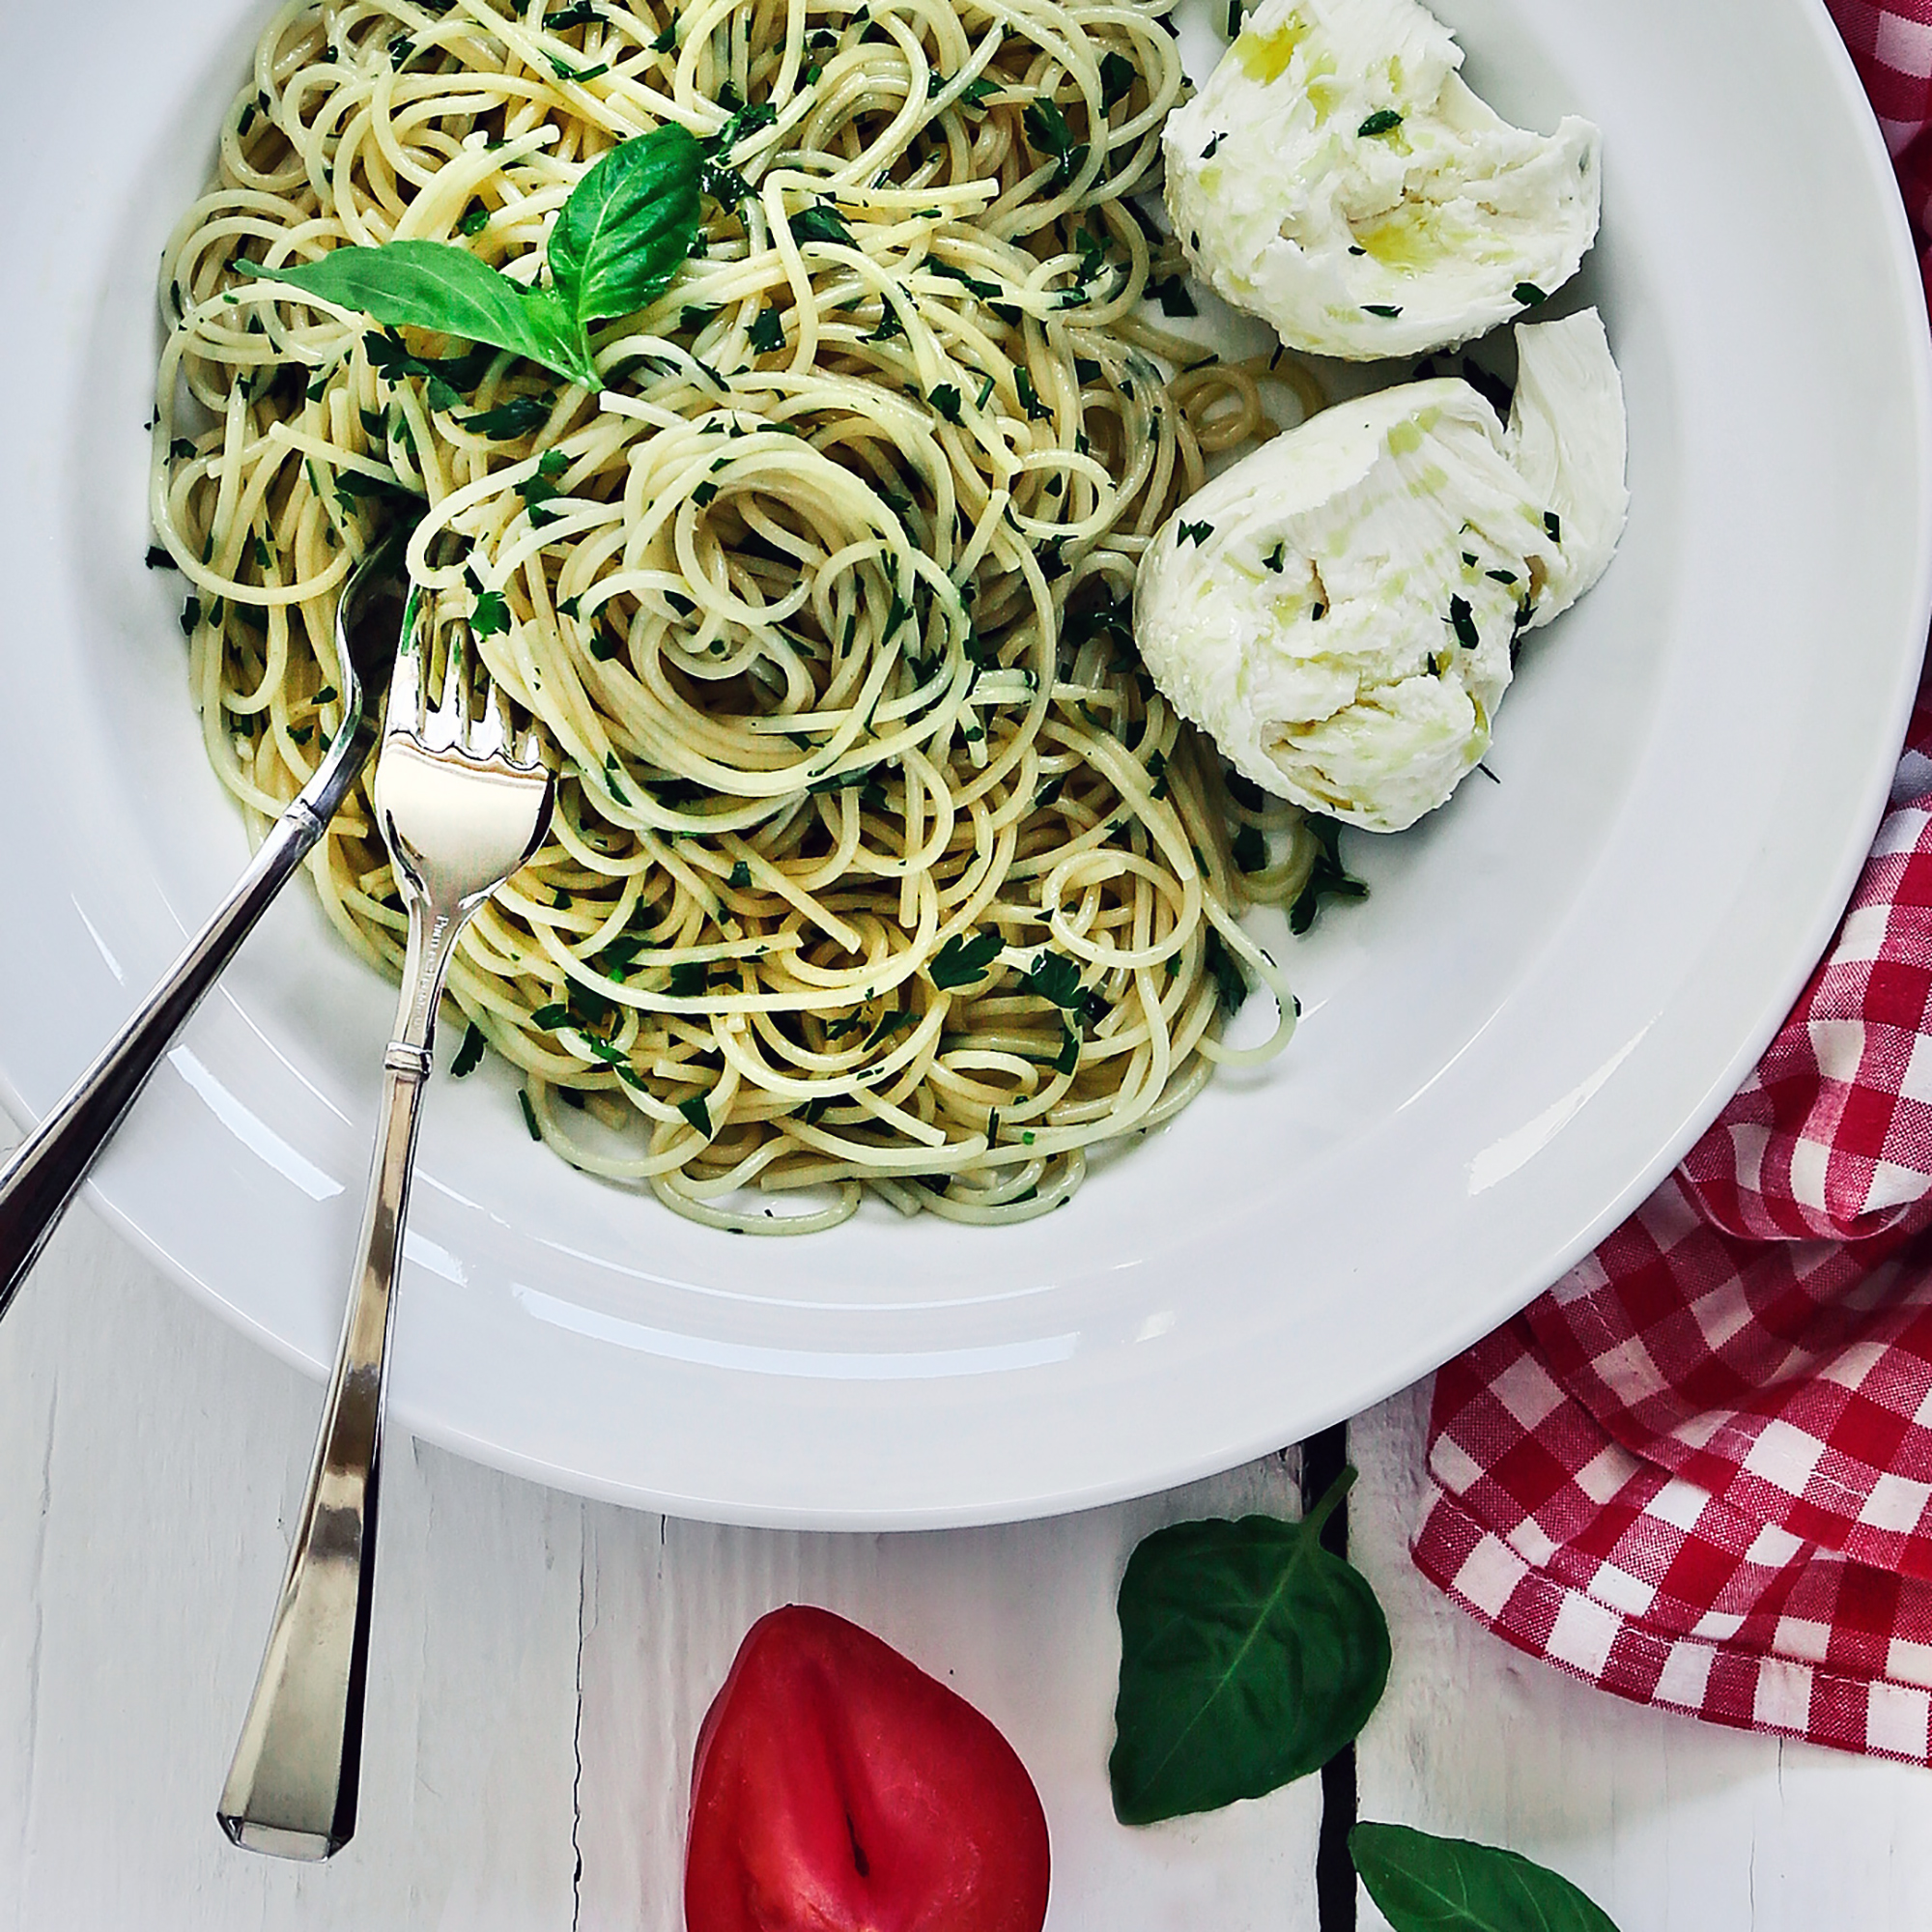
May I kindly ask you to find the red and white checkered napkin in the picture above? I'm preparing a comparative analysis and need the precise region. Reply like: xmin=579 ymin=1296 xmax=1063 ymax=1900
xmin=1409 ymin=0 xmax=1932 ymax=1763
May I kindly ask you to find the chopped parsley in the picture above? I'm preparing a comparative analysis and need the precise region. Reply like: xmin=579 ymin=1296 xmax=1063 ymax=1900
xmin=1176 ymin=519 xmax=1213 ymax=547
xmin=1205 ymin=930 xmax=1248 ymax=1017
xmin=1053 ymin=1022 xmax=1080 ymax=1075
xmin=728 ymin=859 xmax=752 ymax=889
xmin=1289 ymin=817 xmax=1369 ymax=935
xmin=677 ymin=1094 xmax=714 ymax=1138
xmin=518 ymin=1090 xmax=542 ymax=1139
xmin=926 ymin=259 xmax=1002 ymax=299
xmin=1514 ymin=281 xmax=1549 ymax=308
xmin=450 ymin=1022 xmax=487 ymax=1077
xmin=1544 ymin=509 xmax=1563 ymax=542
xmin=928 ymin=383 xmax=964 ymax=423
xmin=792 ymin=201 xmax=855 ymax=247
xmin=1448 ymin=593 xmax=1480 ymax=651
xmin=457 ymin=201 xmax=491 ymax=237
xmin=748 ymin=307 xmax=785 ymax=353
xmin=471 ymin=589 xmax=510 ymax=638
xmin=1201 ymin=132 xmax=1223 ymax=159
xmin=1263 ymin=541 xmax=1286 ymax=573
xmin=463 ymin=394 xmax=555 ymax=439
xmin=1022 ymin=97 xmax=1089 ymax=187
xmin=1148 ymin=273 xmax=1197 ymax=318
xmin=931 ymin=930 xmax=1003 ymax=990
xmin=1362 ymin=303 xmax=1403 ymax=318
xmin=1099 ymin=50 xmax=1136 ymax=112
xmin=1356 ymin=108 xmax=1404 ymax=137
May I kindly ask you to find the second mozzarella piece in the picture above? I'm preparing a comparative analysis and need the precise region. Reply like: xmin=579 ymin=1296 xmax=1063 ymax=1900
xmin=1166 ymin=0 xmax=1601 ymax=359
xmin=1134 ymin=311 xmax=1627 ymax=834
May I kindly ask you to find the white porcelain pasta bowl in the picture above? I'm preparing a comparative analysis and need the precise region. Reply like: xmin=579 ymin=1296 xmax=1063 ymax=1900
xmin=0 ymin=0 xmax=1926 ymax=1524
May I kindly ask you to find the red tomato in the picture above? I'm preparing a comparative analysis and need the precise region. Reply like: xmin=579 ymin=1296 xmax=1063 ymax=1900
xmin=684 ymin=1605 xmax=1052 ymax=1932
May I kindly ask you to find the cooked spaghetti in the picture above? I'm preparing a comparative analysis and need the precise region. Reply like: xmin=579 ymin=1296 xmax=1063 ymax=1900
xmin=152 ymin=0 xmax=1324 ymax=1230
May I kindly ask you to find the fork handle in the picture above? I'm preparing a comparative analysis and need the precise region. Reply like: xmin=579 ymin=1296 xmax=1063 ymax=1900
xmin=216 ymin=897 xmax=466 ymax=1861
xmin=0 ymin=799 xmax=334 ymax=1318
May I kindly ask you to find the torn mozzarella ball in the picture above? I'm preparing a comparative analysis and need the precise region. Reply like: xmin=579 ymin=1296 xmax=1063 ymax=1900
xmin=1165 ymin=0 xmax=1601 ymax=360
xmin=1134 ymin=310 xmax=1627 ymax=833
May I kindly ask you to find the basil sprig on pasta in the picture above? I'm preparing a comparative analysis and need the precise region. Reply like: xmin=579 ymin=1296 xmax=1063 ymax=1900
xmin=242 ymin=124 xmax=702 ymax=390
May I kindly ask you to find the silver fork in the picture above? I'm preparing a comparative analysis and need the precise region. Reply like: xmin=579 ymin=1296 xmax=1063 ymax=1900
xmin=216 ymin=592 xmax=554 ymax=1861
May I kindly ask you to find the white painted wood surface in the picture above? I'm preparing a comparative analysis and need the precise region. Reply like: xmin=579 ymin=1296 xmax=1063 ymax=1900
xmin=2 ymin=1192 xmax=1929 ymax=1928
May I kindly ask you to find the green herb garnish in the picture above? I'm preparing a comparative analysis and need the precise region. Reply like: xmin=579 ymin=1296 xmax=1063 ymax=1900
xmin=677 ymin=1094 xmax=714 ymax=1138
xmin=1022 ymin=97 xmax=1089 ymax=187
xmin=1448 ymin=593 xmax=1479 ymax=651
xmin=1357 ymin=108 xmax=1404 ymax=136
xmin=450 ymin=1022 xmax=487 ymax=1077
xmin=792 ymin=201 xmax=855 ymax=247
xmin=471 ymin=589 xmax=510 ymax=638
xmin=462 ymin=394 xmax=555 ymax=439
xmin=1148 ymin=273 xmax=1196 ymax=318
xmin=1514 ymin=280 xmax=1549 ymax=307
xmin=1176 ymin=519 xmax=1212 ymax=546
xmin=241 ymin=126 xmax=705 ymax=392
xmin=1099 ymin=50 xmax=1136 ymax=112
xmin=1362 ymin=302 xmax=1403 ymax=318
xmin=931 ymin=930 xmax=1003 ymax=990
xmin=747 ymin=307 xmax=784 ymax=353
xmin=1289 ymin=816 xmax=1367 ymax=934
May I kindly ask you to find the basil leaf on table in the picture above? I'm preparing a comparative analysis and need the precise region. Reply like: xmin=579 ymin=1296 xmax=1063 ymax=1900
xmin=1108 ymin=1468 xmax=1390 ymax=1825
xmin=1350 ymin=1824 xmax=1622 ymax=1932
xmin=241 ymin=124 xmax=704 ymax=393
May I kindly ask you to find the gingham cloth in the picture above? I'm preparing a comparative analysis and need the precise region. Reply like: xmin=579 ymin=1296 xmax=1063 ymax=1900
xmin=1410 ymin=0 xmax=1932 ymax=1762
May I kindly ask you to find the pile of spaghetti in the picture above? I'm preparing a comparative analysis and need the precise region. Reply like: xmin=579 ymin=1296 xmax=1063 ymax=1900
xmin=152 ymin=0 xmax=1325 ymax=1230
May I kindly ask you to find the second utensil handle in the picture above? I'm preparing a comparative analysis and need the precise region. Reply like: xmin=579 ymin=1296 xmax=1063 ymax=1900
xmin=0 ymin=803 xmax=326 ymax=1319
xmin=215 ymin=902 xmax=462 ymax=1861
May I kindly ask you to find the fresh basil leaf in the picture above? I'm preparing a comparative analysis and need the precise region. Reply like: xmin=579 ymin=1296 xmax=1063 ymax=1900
xmin=243 ymin=242 xmax=598 ymax=388
xmin=548 ymin=124 xmax=703 ymax=327
xmin=1349 ymin=1825 xmax=1621 ymax=1932
xmin=1108 ymin=1472 xmax=1390 ymax=1826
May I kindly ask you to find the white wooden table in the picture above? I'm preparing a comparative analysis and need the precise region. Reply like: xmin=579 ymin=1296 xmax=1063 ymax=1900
xmin=5 ymin=1192 xmax=1930 ymax=1929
